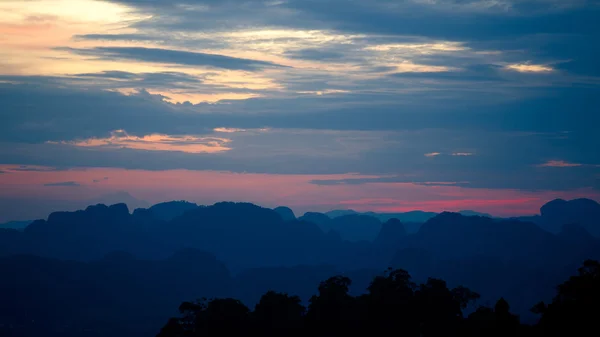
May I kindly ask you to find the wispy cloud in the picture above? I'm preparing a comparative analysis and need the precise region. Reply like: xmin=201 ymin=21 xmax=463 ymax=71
xmin=213 ymin=127 xmax=247 ymax=133
xmin=505 ymin=63 xmax=554 ymax=73
xmin=44 ymin=181 xmax=80 ymax=187
xmin=52 ymin=130 xmax=232 ymax=154
xmin=538 ymin=160 xmax=582 ymax=167
xmin=424 ymin=152 xmax=441 ymax=157
xmin=57 ymin=46 xmax=287 ymax=71
xmin=426 ymin=152 xmax=474 ymax=157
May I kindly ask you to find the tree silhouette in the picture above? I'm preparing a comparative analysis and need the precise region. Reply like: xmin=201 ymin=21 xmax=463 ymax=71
xmin=305 ymin=275 xmax=355 ymax=337
xmin=467 ymin=298 xmax=521 ymax=337
xmin=534 ymin=259 xmax=600 ymax=336
xmin=252 ymin=291 xmax=305 ymax=337
xmin=156 ymin=261 xmax=600 ymax=337
xmin=361 ymin=268 xmax=418 ymax=336
xmin=415 ymin=278 xmax=476 ymax=336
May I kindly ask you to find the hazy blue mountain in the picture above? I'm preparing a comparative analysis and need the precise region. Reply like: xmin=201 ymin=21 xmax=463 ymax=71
xmin=298 ymin=212 xmax=331 ymax=226
xmin=274 ymin=206 xmax=296 ymax=221
xmin=325 ymin=209 xmax=359 ymax=218
xmin=1 ymin=198 xmax=600 ymax=334
xmin=458 ymin=210 xmax=495 ymax=218
xmin=145 ymin=200 xmax=198 ymax=221
xmin=325 ymin=209 xmax=438 ymax=223
xmin=0 ymin=220 xmax=32 ymax=230
xmin=539 ymin=198 xmax=600 ymax=236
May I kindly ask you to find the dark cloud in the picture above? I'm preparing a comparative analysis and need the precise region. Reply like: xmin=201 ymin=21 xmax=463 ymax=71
xmin=72 ymin=71 xmax=214 ymax=89
xmin=309 ymin=176 xmax=471 ymax=187
xmin=1 ymin=123 xmax=598 ymax=192
xmin=10 ymin=165 xmax=62 ymax=172
xmin=57 ymin=47 xmax=287 ymax=70
xmin=284 ymin=48 xmax=346 ymax=61
xmin=43 ymin=181 xmax=81 ymax=187
xmin=75 ymin=70 xmax=140 ymax=80
xmin=388 ymin=64 xmax=508 ymax=82
xmin=1 ymin=0 xmax=598 ymax=195
xmin=1 ymin=80 xmax=598 ymax=144
xmin=73 ymin=33 xmax=159 ymax=41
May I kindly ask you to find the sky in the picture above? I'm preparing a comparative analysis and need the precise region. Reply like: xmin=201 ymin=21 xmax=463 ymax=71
xmin=1 ymin=0 xmax=599 ymax=221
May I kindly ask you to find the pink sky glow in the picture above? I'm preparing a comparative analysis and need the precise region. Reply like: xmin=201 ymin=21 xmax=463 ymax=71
xmin=1 ymin=165 xmax=598 ymax=222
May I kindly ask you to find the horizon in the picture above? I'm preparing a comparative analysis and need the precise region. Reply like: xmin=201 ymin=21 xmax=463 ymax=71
xmin=1 ymin=0 xmax=599 ymax=222
xmin=4 ymin=192 xmax=599 ymax=224
xmin=1 ymin=164 xmax=599 ymax=222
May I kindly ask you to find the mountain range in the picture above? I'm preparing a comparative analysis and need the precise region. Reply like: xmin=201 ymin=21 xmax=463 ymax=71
xmin=0 ymin=198 xmax=599 ymax=337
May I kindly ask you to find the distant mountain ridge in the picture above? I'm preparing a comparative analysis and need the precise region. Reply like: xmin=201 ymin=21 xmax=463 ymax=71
xmin=0 ymin=220 xmax=32 ymax=230
xmin=324 ymin=209 xmax=438 ymax=223
xmin=1 ymin=197 xmax=600 ymax=336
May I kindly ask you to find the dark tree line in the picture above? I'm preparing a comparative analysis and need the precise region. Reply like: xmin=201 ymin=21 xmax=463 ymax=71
xmin=157 ymin=260 xmax=600 ymax=337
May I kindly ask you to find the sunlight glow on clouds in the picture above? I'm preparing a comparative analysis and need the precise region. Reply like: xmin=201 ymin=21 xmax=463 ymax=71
xmin=0 ymin=0 xmax=598 ymax=216
xmin=51 ymin=130 xmax=232 ymax=154
xmin=505 ymin=63 xmax=554 ymax=73
xmin=364 ymin=42 xmax=468 ymax=53
xmin=538 ymin=160 xmax=583 ymax=168
xmin=395 ymin=61 xmax=454 ymax=73
xmin=213 ymin=127 xmax=248 ymax=133
xmin=146 ymin=90 xmax=262 ymax=104
xmin=424 ymin=152 xmax=442 ymax=157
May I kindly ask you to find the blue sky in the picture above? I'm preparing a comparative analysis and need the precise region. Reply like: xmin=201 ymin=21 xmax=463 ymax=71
xmin=0 ymin=0 xmax=599 ymax=219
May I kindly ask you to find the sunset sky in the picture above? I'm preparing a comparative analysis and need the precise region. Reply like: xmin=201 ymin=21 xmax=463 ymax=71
xmin=1 ymin=0 xmax=599 ymax=221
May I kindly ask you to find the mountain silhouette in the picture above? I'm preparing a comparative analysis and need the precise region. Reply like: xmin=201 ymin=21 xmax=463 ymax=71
xmin=459 ymin=210 xmax=494 ymax=218
xmin=373 ymin=218 xmax=406 ymax=247
xmin=298 ymin=212 xmax=332 ymax=227
xmin=0 ymin=220 xmax=32 ymax=230
xmin=1 ymin=198 xmax=600 ymax=336
xmin=145 ymin=200 xmax=198 ymax=221
xmin=539 ymin=198 xmax=600 ymax=236
xmin=274 ymin=206 xmax=296 ymax=221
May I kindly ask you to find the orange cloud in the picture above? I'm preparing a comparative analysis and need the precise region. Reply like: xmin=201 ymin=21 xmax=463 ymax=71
xmin=53 ymin=130 xmax=231 ymax=154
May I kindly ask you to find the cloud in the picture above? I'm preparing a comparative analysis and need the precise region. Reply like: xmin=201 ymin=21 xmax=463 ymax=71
xmin=309 ymin=175 xmax=471 ymax=187
xmin=8 ymin=165 xmax=61 ymax=172
xmin=57 ymin=46 xmax=287 ymax=70
xmin=537 ymin=160 xmax=583 ymax=167
xmin=505 ymin=63 xmax=554 ymax=73
xmin=284 ymin=48 xmax=346 ymax=61
xmin=394 ymin=61 xmax=454 ymax=73
xmin=364 ymin=41 xmax=468 ymax=53
xmin=53 ymin=129 xmax=232 ymax=154
xmin=43 ymin=181 xmax=80 ymax=187
xmin=415 ymin=181 xmax=471 ymax=187
xmin=73 ymin=33 xmax=158 ymax=41
xmin=93 ymin=177 xmax=109 ymax=183
xmin=213 ymin=127 xmax=247 ymax=133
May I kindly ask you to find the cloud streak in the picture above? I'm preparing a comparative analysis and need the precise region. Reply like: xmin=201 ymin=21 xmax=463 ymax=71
xmin=538 ymin=160 xmax=583 ymax=168
xmin=58 ymin=46 xmax=288 ymax=70
xmin=52 ymin=130 xmax=232 ymax=154
xmin=43 ymin=181 xmax=80 ymax=187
